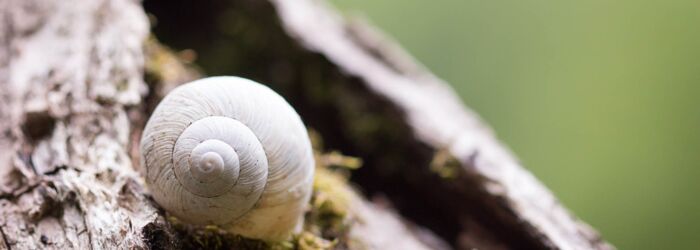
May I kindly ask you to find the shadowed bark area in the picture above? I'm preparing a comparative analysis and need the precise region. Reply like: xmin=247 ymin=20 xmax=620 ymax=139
xmin=145 ymin=0 xmax=613 ymax=249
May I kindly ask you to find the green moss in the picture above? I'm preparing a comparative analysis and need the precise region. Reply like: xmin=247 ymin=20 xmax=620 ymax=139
xmin=319 ymin=151 xmax=362 ymax=170
xmin=296 ymin=143 xmax=361 ymax=249
xmin=295 ymin=232 xmax=336 ymax=250
xmin=170 ymin=220 xmax=269 ymax=250
xmin=143 ymin=37 xmax=178 ymax=85
xmin=306 ymin=168 xmax=352 ymax=237
xmin=429 ymin=148 xmax=462 ymax=180
xmin=143 ymin=37 xmax=200 ymax=93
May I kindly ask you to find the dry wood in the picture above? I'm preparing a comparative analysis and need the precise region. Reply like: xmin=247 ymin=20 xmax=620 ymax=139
xmin=0 ymin=0 xmax=155 ymax=248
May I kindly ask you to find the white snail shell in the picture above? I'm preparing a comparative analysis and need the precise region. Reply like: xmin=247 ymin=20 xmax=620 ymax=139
xmin=140 ymin=76 xmax=315 ymax=240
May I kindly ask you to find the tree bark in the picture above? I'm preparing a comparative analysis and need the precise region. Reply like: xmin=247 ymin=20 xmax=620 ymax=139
xmin=0 ymin=0 xmax=155 ymax=248
xmin=0 ymin=0 xmax=613 ymax=249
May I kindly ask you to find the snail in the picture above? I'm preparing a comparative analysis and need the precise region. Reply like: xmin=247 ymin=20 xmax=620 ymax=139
xmin=140 ymin=76 xmax=315 ymax=241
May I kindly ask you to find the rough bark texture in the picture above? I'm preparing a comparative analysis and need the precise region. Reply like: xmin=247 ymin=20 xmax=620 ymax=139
xmin=0 ymin=0 xmax=613 ymax=249
xmin=0 ymin=0 xmax=156 ymax=248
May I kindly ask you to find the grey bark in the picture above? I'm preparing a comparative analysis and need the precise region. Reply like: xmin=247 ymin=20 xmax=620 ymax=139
xmin=0 ymin=0 xmax=155 ymax=248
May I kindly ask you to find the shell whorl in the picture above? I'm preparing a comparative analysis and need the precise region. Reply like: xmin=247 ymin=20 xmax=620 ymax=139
xmin=140 ymin=77 xmax=314 ymax=240
xmin=173 ymin=116 xmax=265 ymax=201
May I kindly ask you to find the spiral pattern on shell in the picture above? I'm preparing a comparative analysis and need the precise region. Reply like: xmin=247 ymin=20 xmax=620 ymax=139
xmin=140 ymin=77 xmax=314 ymax=240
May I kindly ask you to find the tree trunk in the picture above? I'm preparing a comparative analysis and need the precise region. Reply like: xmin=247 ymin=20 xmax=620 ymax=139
xmin=0 ymin=0 xmax=613 ymax=249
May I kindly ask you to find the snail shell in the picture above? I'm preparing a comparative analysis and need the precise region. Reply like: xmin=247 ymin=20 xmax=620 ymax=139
xmin=140 ymin=76 xmax=314 ymax=240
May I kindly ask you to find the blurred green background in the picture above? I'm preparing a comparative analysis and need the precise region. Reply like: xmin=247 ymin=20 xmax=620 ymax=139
xmin=330 ymin=1 xmax=700 ymax=249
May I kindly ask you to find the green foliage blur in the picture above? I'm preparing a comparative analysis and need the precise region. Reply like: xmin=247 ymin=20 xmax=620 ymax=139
xmin=330 ymin=1 xmax=700 ymax=249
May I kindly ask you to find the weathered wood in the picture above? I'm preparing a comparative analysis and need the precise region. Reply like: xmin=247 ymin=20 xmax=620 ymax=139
xmin=0 ymin=0 xmax=156 ymax=248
